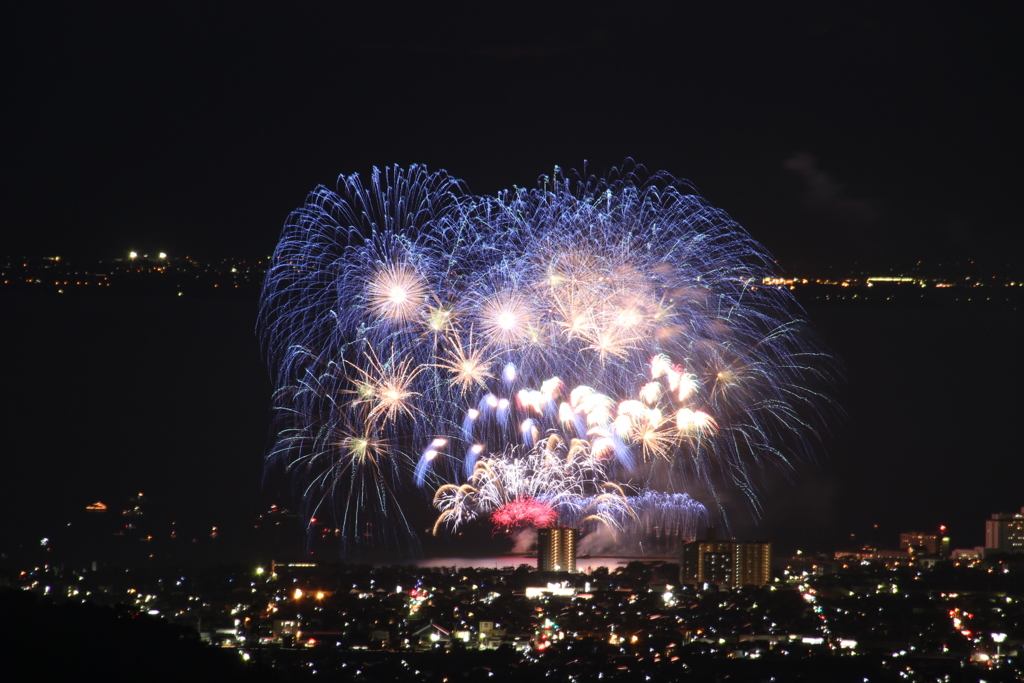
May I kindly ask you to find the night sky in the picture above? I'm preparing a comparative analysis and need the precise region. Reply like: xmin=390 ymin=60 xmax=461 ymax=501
xmin=9 ymin=4 xmax=1022 ymax=269
xmin=4 ymin=5 xmax=1021 ymax=562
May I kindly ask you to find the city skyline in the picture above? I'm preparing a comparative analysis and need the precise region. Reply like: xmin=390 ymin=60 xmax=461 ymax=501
xmin=8 ymin=473 xmax=1020 ymax=569
xmin=8 ymin=542 xmax=1022 ymax=680
xmin=4 ymin=8 xmax=1022 ymax=681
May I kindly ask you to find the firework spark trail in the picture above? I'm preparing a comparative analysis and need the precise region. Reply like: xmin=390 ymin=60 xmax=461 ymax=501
xmin=259 ymin=163 xmax=837 ymax=553
xmin=426 ymin=360 xmax=720 ymax=540
xmin=431 ymin=440 xmax=631 ymax=536
xmin=624 ymin=491 xmax=710 ymax=541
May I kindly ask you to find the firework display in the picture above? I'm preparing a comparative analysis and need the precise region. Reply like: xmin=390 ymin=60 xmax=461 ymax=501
xmin=259 ymin=164 xmax=835 ymax=554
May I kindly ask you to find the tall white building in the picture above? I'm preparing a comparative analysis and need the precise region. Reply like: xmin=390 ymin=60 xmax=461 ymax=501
xmin=680 ymin=540 xmax=772 ymax=588
xmin=985 ymin=507 xmax=1024 ymax=554
xmin=537 ymin=527 xmax=577 ymax=572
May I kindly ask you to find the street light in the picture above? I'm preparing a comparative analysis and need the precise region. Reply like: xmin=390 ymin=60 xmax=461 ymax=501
xmin=992 ymin=632 xmax=1007 ymax=664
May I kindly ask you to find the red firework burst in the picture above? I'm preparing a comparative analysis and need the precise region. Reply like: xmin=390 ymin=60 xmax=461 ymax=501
xmin=490 ymin=497 xmax=557 ymax=531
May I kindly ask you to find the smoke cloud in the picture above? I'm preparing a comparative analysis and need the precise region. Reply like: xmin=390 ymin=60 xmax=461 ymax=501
xmin=510 ymin=527 xmax=537 ymax=553
xmin=783 ymin=152 xmax=877 ymax=228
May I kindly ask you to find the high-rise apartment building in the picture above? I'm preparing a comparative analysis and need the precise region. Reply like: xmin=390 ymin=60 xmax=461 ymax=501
xmin=985 ymin=508 xmax=1024 ymax=554
xmin=680 ymin=540 xmax=771 ymax=588
xmin=537 ymin=527 xmax=577 ymax=572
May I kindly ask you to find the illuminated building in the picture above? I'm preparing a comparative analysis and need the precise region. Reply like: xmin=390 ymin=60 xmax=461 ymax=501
xmin=681 ymin=540 xmax=772 ymax=588
xmin=985 ymin=507 xmax=1024 ymax=554
xmin=899 ymin=531 xmax=950 ymax=557
xmin=537 ymin=527 xmax=577 ymax=572
xmin=832 ymin=548 xmax=911 ymax=567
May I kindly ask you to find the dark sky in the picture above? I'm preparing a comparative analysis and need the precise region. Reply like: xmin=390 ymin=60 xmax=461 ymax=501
xmin=7 ymin=4 xmax=1022 ymax=271
xmin=4 ymin=5 xmax=1022 ymax=564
